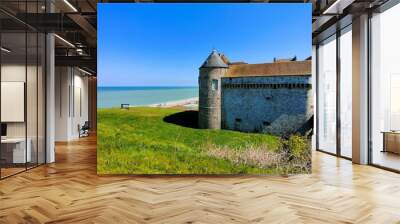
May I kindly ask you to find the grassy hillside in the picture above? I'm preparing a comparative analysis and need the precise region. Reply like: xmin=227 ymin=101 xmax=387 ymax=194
xmin=97 ymin=107 xmax=310 ymax=175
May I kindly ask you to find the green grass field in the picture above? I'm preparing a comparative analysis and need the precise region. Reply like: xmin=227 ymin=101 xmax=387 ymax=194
xmin=97 ymin=107 xmax=311 ymax=175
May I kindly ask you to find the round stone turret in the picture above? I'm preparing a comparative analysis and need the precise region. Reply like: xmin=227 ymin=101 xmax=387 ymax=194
xmin=198 ymin=49 xmax=228 ymax=129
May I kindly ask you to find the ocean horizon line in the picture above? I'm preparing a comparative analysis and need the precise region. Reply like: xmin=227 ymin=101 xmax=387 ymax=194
xmin=98 ymin=86 xmax=199 ymax=108
xmin=98 ymin=86 xmax=198 ymax=88
xmin=98 ymin=86 xmax=199 ymax=92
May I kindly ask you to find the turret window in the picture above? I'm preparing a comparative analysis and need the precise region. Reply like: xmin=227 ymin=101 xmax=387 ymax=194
xmin=211 ymin=79 xmax=218 ymax=91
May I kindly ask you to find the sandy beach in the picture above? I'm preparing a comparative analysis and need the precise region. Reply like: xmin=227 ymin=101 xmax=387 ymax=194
xmin=147 ymin=97 xmax=199 ymax=108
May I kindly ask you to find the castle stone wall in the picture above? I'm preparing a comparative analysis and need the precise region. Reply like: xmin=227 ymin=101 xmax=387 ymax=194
xmin=221 ymin=75 xmax=313 ymax=136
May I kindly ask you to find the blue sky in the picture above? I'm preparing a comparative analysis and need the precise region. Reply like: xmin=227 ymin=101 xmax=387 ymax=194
xmin=98 ymin=3 xmax=311 ymax=87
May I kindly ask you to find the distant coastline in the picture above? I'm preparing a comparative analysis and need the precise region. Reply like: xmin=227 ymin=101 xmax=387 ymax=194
xmin=98 ymin=86 xmax=197 ymax=91
xmin=148 ymin=97 xmax=198 ymax=109
xmin=97 ymin=86 xmax=198 ymax=108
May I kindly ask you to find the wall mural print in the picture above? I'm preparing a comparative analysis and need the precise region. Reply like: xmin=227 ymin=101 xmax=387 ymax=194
xmin=97 ymin=3 xmax=312 ymax=175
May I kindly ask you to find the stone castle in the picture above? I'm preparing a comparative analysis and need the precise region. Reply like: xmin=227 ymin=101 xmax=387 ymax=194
xmin=198 ymin=49 xmax=313 ymax=136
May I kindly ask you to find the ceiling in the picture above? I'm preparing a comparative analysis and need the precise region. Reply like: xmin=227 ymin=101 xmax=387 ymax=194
xmin=0 ymin=0 xmax=97 ymax=74
xmin=311 ymin=0 xmax=391 ymax=43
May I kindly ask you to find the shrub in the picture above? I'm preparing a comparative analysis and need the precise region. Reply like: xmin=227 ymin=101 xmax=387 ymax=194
xmin=285 ymin=135 xmax=309 ymax=158
xmin=204 ymin=143 xmax=283 ymax=169
xmin=279 ymin=135 xmax=311 ymax=174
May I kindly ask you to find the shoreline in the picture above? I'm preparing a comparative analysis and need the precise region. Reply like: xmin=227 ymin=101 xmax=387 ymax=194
xmin=124 ymin=97 xmax=199 ymax=108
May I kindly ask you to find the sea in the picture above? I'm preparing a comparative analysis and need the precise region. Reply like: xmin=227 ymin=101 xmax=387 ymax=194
xmin=98 ymin=86 xmax=199 ymax=108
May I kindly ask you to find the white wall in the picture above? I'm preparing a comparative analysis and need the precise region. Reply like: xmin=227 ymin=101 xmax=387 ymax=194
xmin=1 ymin=63 xmax=46 ymax=164
xmin=55 ymin=67 xmax=89 ymax=141
xmin=55 ymin=66 xmax=70 ymax=141
xmin=1 ymin=64 xmax=38 ymax=137
xmin=72 ymin=73 xmax=89 ymax=138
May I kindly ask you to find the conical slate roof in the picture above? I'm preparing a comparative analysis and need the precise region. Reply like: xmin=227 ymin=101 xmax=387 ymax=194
xmin=200 ymin=49 xmax=228 ymax=68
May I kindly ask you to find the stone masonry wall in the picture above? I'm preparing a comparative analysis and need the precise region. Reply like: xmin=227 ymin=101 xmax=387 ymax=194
xmin=198 ymin=67 xmax=227 ymax=129
xmin=221 ymin=75 xmax=313 ymax=136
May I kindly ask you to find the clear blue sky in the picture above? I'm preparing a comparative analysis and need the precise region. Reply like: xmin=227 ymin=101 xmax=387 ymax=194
xmin=98 ymin=3 xmax=311 ymax=87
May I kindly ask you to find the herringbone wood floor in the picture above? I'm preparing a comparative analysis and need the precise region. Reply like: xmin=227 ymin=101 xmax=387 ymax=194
xmin=1 ymin=135 xmax=400 ymax=224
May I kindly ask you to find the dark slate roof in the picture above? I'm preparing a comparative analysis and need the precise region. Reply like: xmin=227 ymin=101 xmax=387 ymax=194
xmin=200 ymin=49 xmax=228 ymax=68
